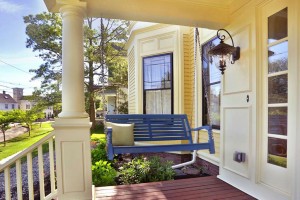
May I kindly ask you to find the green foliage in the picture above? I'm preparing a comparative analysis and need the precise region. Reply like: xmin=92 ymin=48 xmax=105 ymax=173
xmin=146 ymin=156 xmax=175 ymax=182
xmin=92 ymin=160 xmax=117 ymax=186
xmin=0 ymin=110 xmax=16 ymax=146
xmin=91 ymin=139 xmax=108 ymax=164
xmin=15 ymin=106 xmax=45 ymax=136
xmin=91 ymin=123 xmax=105 ymax=135
xmin=118 ymin=157 xmax=150 ymax=184
xmin=118 ymin=156 xmax=175 ymax=184
xmin=24 ymin=13 xmax=129 ymax=128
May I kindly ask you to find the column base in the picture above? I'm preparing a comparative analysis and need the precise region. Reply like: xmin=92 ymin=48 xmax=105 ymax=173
xmin=58 ymin=111 xmax=89 ymax=118
xmin=53 ymin=117 xmax=92 ymax=200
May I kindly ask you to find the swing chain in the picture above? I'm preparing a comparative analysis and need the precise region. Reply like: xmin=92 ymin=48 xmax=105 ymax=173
xmin=195 ymin=28 xmax=213 ymax=127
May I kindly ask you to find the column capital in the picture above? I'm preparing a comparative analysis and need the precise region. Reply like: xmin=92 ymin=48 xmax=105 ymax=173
xmin=59 ymin=1 xmax=87 ymax=18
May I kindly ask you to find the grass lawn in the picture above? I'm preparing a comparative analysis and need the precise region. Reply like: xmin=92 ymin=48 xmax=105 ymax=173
xmin=0 ymin=122 xmax=54 ymax=161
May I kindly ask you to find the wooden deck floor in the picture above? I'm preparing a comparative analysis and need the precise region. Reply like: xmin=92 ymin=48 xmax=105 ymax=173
xmin=95 ymin=176 xmax=256 ymax=200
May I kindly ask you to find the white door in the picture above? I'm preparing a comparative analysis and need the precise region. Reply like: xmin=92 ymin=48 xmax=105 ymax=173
xmin=220 ymin=25 xmax=253 ymax=178
xmin=259 ymin=0 xmax=290 ymax=195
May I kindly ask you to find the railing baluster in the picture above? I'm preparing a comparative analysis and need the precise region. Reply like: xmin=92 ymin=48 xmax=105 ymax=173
xmin=16 ymin=159 xmax=23 ymax=200
xmin=49 ymin=138 xmax=55 ymax=193
xmin=1 ymin=132 xmax=57 ymax=200
xmin=27 ymin=153 xmax=34 ymax=200
xmin=4 ymin=167 xmax=11 ymax=200
xmin=38 ymin=145 xmax=45 ymax=199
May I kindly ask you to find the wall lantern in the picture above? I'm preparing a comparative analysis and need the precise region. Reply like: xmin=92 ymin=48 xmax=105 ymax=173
xmin=208 ymin=29 xmax=240 ymax=75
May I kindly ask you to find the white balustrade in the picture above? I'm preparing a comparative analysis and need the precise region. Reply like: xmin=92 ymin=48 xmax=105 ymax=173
xmin=0 ymin=132 xmax=57 ymax=199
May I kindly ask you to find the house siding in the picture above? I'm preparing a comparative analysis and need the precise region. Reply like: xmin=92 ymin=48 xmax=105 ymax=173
xmin=183 ymin=28 xmax=195 ymax=127
xmin=127 ymin=24 xmax=221 ymax=156
xmin=128 ymin=47 xmax=136 ymax=114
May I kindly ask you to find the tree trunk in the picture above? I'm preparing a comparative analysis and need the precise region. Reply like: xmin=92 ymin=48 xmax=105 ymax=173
xmin=2 ymin=131 xmax=6 ymax=147
xmin=89 ymin=93 xmax=96 ymax=130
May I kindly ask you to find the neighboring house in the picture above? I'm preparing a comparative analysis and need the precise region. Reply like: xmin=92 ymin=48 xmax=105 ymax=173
xmin=0 ymin=91 xmax=18 ymax=111
xmin=5 ymin=1 xmax=296 ymax=200
xmin=96 ymin=86 xmax=128 ymax=116
xmin=13 ymin=88 xmax=54 ymax=118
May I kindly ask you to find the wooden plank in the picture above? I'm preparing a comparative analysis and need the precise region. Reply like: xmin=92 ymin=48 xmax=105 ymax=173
xmin=4 ymin=167 xmax=11 ymax=200
xmin=95 ymin=177 xmax=256 ymax=200
xmin=38 ymin=145 xmax=45 ymax=198
xmin=16 ymin=159 xmax=23 ymax=200
xmin=27 ymin=153 xmax=34 ymax=200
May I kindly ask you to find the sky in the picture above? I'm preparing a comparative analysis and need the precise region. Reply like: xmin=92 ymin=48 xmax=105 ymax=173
xmin=0 ymin=0 xmax=48 ymax=96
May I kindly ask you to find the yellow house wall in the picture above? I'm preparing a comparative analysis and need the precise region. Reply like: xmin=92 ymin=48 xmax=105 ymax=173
xmin=127 ymin=24 xmax=221 ymax=159
xmin=127 ymin=24 xmax=189 ymax=146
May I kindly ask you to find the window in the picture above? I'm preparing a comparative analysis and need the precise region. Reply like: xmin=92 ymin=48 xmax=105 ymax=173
xmin=202 ymin=37 xmax=221 ymax=129
xmin=12 ymin=104 xmax=15 ymax=109
xmin=26 ymin=104 xmax=31 ymax=109
xmin=267 ymin=8 xmax=288 ymax=168
xmin=5 ymin=104 xmax=8 ymax=109
xmin=143 ymin=53 xmax=173 ymax=114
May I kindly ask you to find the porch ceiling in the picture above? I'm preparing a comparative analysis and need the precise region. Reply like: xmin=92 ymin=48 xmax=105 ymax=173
xmin=44 ymin=0 xmax=250 ymax=29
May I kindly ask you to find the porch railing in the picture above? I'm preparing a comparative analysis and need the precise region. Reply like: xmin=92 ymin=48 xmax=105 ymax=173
xmin=0 ymin=132 xmax=57 ymax=200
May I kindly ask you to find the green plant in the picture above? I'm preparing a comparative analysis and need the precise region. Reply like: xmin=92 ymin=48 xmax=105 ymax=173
xmin=92 ymin=160 xmax=117 ymax=186
xmin=91 ymin=139 xmax=108 ymax=164
xmin=118 ymin=157 xmax=150 ymax=184
xmin=118 ymin=156 xmax=175 ymax=185
xmin=146 ymin=156 xmax=175 ymax=182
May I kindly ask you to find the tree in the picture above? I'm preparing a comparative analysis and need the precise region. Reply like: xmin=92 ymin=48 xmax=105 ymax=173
xmin=24 ymin=13 xmax=129 ymax=129
xmin=16 ymin=106 xmax=44 ymax=136
xmin=0 ymin=111 xmax=16 ymax=146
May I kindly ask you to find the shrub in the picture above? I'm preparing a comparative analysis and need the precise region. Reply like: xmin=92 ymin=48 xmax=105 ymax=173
xmin=118 ymin=157 xmax=150 ymax=184
xmin=92 ymin=160 xmax=117 ymax=186
xmin=146 ymin=156 xmax=175 ymax=182
xmin=118 ymin=156 xmax=175 ymax=185
xmin=91 ymin=139 xmax=107 ymax=164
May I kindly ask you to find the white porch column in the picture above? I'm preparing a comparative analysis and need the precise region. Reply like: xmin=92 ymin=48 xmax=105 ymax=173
xmin=54 ymin=3 xmax=92 ymax=200
xmin=59 ymin=3 xmax=88 ymax=118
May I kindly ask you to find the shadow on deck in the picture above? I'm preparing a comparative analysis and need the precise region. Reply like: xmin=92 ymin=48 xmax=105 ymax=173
xmin=95 ymin=176 xmax=256 ymax=200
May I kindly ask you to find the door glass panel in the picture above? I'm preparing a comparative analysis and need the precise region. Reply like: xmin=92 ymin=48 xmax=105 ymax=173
xmin=267 ymin=7 xmax=288 ymax=169
xmin=268 ymin=41 xmax=288 ymax=74
xmin=209 ymin=84 xmax=220 ymax=126
xmin=268 ymin=8 xmax=288 ymax=43
xmin=268 ymin=107 xmax=287 ymax=135
xmin=268 ymin=137 xmax=287 ymax=168
xmin=268 ymin=74 xmax=288 ymax=104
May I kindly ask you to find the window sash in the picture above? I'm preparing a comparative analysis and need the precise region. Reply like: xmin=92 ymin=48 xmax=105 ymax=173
xmin=143 ymin=53 xmax=173 ymax=114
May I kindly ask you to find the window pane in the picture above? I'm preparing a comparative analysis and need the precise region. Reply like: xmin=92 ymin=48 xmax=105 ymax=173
xmin=202 ymin=36 xmax=221 ymax=128
xmin=143 ymin=54 xmax=172 ymax=90
xmin=268 ymin=41 xmax=288 ymax=74
xmin=209 ymin=61 xmax=221 ymax=83
xmin=268 ymin=74 xmax=287 ymax=104
xmin=268 ymin=107 xmax=287 ymax=135
xmin=208 ymin=84 xmax=221 ymax=126
xmin=145 ymin=90 xmax=171 ymax=114
xmin=268 ymin=8 xmax=287 ymax=43
xmin=268 ymin=137 xmax=287 ymax=168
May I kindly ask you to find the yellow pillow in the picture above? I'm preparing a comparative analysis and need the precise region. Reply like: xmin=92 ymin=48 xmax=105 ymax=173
xmin=106 ymin=122 xmax=134 ymax=146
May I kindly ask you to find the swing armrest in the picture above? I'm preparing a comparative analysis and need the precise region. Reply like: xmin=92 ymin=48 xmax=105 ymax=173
xmin=190 ymin=125 xmax=215 ymax=154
